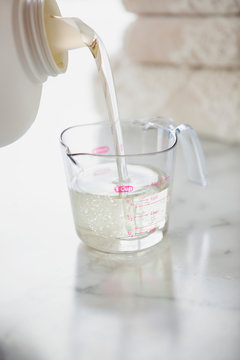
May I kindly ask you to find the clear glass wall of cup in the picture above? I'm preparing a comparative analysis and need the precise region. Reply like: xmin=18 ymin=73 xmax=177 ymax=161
xmin=60 ymin=117 xmax=208 ymax=253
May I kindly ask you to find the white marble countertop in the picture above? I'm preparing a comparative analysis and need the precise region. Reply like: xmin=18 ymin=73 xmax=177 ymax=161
xmin=0 ymin=1 xmax=240 ymax=359
xmin=0 ymin=133 xmax=239 ymax=360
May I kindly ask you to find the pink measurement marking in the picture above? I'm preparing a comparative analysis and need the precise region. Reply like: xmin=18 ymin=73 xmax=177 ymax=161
xmin=136 ymin=223 xmax=160 ymax=230
xmin=114 ymin=185 xmax=134 ymax=193
xmin=135 ymin=213 xmax=149 ymax=218
xmin=143 ymin=176 xmax=170 ymax=188
xmin=127 ymin=215 xmax=134 ymax=221
xmin=92 ymin=146 xmax=109 ymax=154
xmin=159 ymin=176 xmax=170 ymax=183
xmin=135 ymin=203 xmax=151 ymax=208
xmin=135 ymin=198 xmax=149 ymax=203
xmin=158 ymin=196 xmax=168 ymax=202
xmin=135 ymin=227 xmax=156 ymax=235
xmin=135 ymin=196 xmax=167 ymax=208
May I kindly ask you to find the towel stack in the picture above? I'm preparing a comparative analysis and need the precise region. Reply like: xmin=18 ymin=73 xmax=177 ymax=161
xmin=111 ymin=0 xmax=240 ymax=142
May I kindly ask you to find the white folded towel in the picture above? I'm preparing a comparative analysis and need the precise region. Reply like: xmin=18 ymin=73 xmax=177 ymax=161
xmin=102 ymin=56 xmax=240 ymax=143
xmin=122 ymin=0 xmax=240 ymax=15
xmin=124 ymin=17 xmax=240 ymax=68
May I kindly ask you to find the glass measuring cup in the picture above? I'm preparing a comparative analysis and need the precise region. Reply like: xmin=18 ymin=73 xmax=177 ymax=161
xmin=60 ymin=117 xmax=208 ymax=253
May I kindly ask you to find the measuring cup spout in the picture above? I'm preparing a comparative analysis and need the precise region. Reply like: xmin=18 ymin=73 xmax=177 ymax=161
xmin=175 ymin=124 xmax=208 ymax=186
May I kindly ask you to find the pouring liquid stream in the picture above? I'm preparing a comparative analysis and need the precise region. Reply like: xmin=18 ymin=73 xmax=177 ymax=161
xmin=51 ymin=16 xmax=170 ymax=248
xmin=50 ymin=16 xmax=128 ymax=183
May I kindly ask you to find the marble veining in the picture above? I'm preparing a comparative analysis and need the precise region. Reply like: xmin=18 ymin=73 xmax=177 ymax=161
xmin=0 ymin=138 xmax=239 ymax=360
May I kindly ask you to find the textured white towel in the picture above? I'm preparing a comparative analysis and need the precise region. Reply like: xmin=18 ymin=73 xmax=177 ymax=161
xmin=124 ymin=17 xmax=240 ymax=68
xmin=95 ymin=56 xmax=240 ymax=143
xmin=122 ymin=0 xmax=240 ymax=15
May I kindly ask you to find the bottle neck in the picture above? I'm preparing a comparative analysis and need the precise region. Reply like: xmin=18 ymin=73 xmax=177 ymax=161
xmin=16 ymin=0 xmax=68 ymax=83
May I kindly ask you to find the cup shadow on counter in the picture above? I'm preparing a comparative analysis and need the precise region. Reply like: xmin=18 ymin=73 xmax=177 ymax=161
xmin=70 ymin=238 xmax=181 ymax=357
xmin=74 ymin=238 xmax=175 ymax=304
xmin=73 ymin=222 xmax=238 ymax=311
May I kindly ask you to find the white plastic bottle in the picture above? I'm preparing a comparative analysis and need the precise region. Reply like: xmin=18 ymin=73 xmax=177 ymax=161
xmin=0 ymin=0 xmax=80 ymax=147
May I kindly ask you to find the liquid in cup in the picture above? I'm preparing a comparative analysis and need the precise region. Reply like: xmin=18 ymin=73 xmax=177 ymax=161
xmin=70 ymin=163 xmax=169 ymax=244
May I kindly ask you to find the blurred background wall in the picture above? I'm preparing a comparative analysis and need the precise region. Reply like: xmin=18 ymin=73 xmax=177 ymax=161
xmin=110 ymin=0 xmax=240 ymax=143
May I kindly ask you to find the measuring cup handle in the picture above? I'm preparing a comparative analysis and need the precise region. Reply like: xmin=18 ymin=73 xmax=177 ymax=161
xmin=175 ymin=124 xmax=208 ymax=186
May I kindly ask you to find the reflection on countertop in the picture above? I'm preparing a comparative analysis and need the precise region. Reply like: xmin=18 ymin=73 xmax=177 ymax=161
xmin=0 ymin=139 xmax=239 ymax=360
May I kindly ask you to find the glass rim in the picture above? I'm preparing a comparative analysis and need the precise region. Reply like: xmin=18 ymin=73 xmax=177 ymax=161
xmin=60 ymin=120 xmax=178 ymax=158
